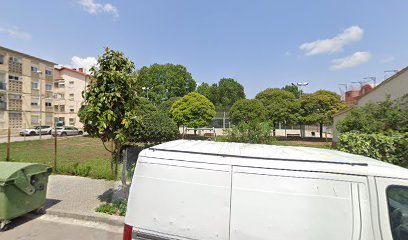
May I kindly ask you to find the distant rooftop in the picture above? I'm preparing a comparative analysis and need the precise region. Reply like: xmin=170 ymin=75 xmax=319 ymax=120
xmin=0 ymin=45 xmax=57 ymax=66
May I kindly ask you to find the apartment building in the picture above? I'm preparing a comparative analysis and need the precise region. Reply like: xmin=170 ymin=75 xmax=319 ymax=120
xmin=0 ymin=46 xmax=56 ymax=135
xmin=53 ymin=67 xmax=89 ymax=128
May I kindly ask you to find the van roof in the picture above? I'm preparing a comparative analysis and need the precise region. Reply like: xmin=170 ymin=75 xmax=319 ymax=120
xmin=145 ymin=140 xmax=408 ymax=179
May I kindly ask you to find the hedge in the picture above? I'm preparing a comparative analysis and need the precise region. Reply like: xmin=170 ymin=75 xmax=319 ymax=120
xmin=338 ymin=132 xmax=408 ymax=167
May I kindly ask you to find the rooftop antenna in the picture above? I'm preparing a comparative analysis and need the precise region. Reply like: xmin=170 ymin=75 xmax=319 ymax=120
xmin=363 ymin=76 xmax=377 ymax=86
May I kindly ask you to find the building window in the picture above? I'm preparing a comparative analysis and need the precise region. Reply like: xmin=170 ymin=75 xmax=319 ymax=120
xmin=31 ymin=115 xmax=39 ymax=124
xmin=0 ymin=111 xmax=4 ymax=122
xmin=45 ymin=67 xmax=53 ymax=76
xmin=45 ymin=101 xmax=52 ymax=107
xmin=70 ymin=108 xmax=75 ymax=113
xmin=69 ymin=93 xmax=74 ymax=100
xmin=31 ymin=97 xmax=40 ymax=107
xmin=46 ymin=114 xmax=53 ymax=123
xmin=0 ymin=54 xmax=4 ymax=64
xmin=60 ymin=105 xmax=65 ymax=112
xmin=69 ymin=118 xmax=75 ymax=125
xmin=0 ymin=73 xmax=5 ymax=90
xmin=31 ymin=64 xmax=39 ymax=73
xmin=31 ymin=81 xmax=39 ymax=90
xmin=69 ymin=81 xmax=74 ymax=85
xmin=8 ymin=75 xmax=20 ymax=81
xmin=46 ymin=83 xmax=53 ymax=91
xmin=9 ymin=56 xmax=21 ymax=63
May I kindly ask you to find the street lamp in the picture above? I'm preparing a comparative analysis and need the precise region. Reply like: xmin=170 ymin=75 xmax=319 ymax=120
xmin=291 ymin=82 xmax=309 ymax=97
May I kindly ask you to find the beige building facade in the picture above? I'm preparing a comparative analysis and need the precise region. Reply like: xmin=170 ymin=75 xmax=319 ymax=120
xmin=53 ymin=67 xmax=89 ymax=128
xmin=0 ymin=46 xmax=56 ymax=135
xmin=333 ymin=65 xmax=408 ymax=143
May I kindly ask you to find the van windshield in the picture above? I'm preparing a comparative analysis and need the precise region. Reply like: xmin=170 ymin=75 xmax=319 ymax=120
xmin=387 ymin=186 xmax=408 ymax=240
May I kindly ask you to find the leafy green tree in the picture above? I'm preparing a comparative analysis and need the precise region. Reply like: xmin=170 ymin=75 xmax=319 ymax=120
xmin=137 ymin=63 xmax=196 ymax=105
xmin=158 ymin=97 xmax=181 ymax=116
xmin=123 ymin=111 xmax=180 ymax=144
xmin=217 ymin=78 xmax=246 ymax=109
xmin=255 ymin=88 xmax=300 ymax=134
xmin=337 ymin=96 xmax=408 ymax=134
xmin=229 ymin=99 xmax=266 ymax=124
xmin=197 ymin=78 xmax=245 ymax=110
xmin=79 ymin=48 xmax=179 ymax=194
xmin=170 ymin=92 xmax=216 ymax=134
xmin=300 ymin=90 xmax=346 ymax=138
xmin=282 ymin=85 xmax=303 ymax=98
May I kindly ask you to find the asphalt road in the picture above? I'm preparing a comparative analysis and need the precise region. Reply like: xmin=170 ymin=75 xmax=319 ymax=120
xmin=0 ymin=215 xmax=122 ymax=240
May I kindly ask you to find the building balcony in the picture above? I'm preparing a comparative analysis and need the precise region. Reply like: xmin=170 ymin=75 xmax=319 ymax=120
xmin=8 ymin=99 xmax=22 ymax=111
xmin=8 ymin=62 xmax=22 ymax=74
xmin=8 ymin=80 xmax=22 ymax=93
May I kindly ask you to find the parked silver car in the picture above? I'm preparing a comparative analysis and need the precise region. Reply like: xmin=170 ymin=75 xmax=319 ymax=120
xmin=52 ymin=126 xmax=83 ymax=136
xmin=20 ymin=125 xmax=52 ymax=136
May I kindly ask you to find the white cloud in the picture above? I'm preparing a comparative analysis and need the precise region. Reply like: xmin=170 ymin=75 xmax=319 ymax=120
xmin=71 ymin=56 xmax=97 ymax=72
xmin=300 ymin=26 xmax=363 ymax=56
xmin=330 ymin=51 xmax=371 ymax=71
xmin=79 ymin=0 xmax=119 ymax=18
xmin=0 ymin=26 xmax=32 ymax=41
xmin=380 ymin=56 xmax=394 ymax=63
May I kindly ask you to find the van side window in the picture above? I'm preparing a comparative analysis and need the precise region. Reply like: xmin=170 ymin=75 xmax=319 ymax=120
xmin=387 ymin=186 xmax=408 ymax=240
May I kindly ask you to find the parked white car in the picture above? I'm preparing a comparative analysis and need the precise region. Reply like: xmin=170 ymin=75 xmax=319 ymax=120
xmin=124 ymin=139 xmax=408 ymax=240
xmin=19 ymin=126 xmax=52 ymax=136
xmin=52 ymin=126 xmax=83 ymax=136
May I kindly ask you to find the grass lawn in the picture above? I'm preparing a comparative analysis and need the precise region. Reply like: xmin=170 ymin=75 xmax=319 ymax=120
xmin=271 ymin=140 xmax=332 ymax=149
xmin=0 ymin=136 xmax=116 ymax=180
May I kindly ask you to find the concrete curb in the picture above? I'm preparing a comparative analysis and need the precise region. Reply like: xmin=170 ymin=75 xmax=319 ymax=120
xmin=44 ymin=209 xmax=124 ymax=227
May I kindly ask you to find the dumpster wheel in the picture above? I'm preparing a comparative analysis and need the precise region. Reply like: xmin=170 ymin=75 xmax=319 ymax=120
xmin=34 ymin=206 xmax=46 ymax=215
xmin=0 ymin=220 xmax=10 ymax=231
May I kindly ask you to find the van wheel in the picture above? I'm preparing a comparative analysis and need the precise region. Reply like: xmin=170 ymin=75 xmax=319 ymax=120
xmin=61 ymin=132 xmax=67 ymax=136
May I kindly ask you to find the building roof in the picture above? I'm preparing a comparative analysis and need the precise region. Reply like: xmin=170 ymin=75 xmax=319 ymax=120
xmin=55 ymin=66 xmax=90 ymax=77
xmin=143 ymin=140 xmax=408 ymax=179
xmin=334 ymin=65 xmax=408 ymax=117
xmin=0 ymin=45 xmax=57 ymax=65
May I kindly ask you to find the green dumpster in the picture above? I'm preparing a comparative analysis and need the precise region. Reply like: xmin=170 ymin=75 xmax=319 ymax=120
xmin=0 ymin=162 xmax=52 ymax=231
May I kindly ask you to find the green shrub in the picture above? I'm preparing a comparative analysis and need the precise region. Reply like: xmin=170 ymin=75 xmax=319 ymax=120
xmin=96 ymin=199 xmax=127 ymax=216
xmin=224 ymin=121 xmax=276 ymax=144
xmin=338 ymin=132 xmax=408 ymax=167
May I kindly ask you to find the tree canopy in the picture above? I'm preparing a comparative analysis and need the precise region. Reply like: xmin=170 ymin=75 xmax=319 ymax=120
xmin=170 ymin=92 xmax=216 ymax=129
xmin=300 ymin=90 xmax=346 ymax=138
xmin=255 ymin=88 xmax=300 ymax=128
xmin=197 ymin=78 xmax=245 ymax=110
xmin=281 ymin=85 xmax=304 ymax=98
xmin=158 ymin=97 xmax=181 ymax=116
xmin=229 ymin=99 xmax=266 ymax=124
xmin=137 ymin=63 xmax=196 ymax=105
xmin=337 ymin=96 xmax=408 ymax=134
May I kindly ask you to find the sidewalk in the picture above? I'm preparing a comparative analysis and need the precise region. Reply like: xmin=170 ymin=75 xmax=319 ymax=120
xmin=44 ymin=175 xmax=125 ymax=227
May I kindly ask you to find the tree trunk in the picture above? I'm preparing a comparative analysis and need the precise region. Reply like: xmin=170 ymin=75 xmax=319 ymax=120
xmin=194 ymin=129 xmax=197 ymax=136
xmin=319 ymin=122 xmax=323 ymax=139
xmin=121 ymin=148 xmax=129 ymax=198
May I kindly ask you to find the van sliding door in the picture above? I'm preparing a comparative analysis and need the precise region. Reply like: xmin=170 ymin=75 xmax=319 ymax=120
xmin=126 ymin=157 xmax=232 ymax=240
xmin=229 ymin=167 xmax=370 ymax=240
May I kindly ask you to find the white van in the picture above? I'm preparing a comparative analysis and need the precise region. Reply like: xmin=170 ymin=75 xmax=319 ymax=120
xmin=124 ymin=140 xmax=408 ymax=240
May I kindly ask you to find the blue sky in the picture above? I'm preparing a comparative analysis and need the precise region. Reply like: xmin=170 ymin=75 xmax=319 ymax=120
xmin=1 ymin=0 xmax=407 ymax=98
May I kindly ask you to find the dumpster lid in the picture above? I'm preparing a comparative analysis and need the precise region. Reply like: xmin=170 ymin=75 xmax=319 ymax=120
xmin=0 ymin=162 xmax=51 ymax=182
